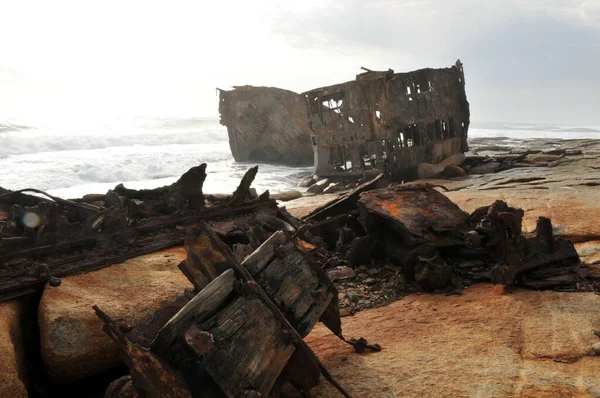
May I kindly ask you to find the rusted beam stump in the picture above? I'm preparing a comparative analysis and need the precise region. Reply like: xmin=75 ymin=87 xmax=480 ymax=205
xmin=93 ymin=305 xmax=192 ymax=398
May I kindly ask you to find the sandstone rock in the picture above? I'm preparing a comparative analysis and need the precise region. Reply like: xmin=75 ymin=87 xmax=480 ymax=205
xmin=0 ymin=301 xmax=27 ymax=398
xmin=39 ymin=247 xmax=191 ymax=383
xmin=592 ymin=342 xmax=600 ymax=355
xmin=470 ymin=162 xmax=500 ymax=174
xmin=298 ymin=176 xmax=317 ymax=188
xmin=303 ymin=284 xmax=600 ymax=397
xmin=440 ymin=165 xmax=466 ymax=178
xmin=440 ymin=153 xmax=466 ymax=167
xmin=418 ymin=154 xmax=466 ymax=179
xmin=272 ymin=190 xmax=302 ymax=202
xmin=575 ymin=240 xmax=600 ymax=265
xmin=306 ymin=184 xmax=325 ymax=194
xmin=306 ymin=179 xmax=331 ymax=195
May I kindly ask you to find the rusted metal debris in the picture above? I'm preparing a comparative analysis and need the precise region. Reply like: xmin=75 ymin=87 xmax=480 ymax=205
xmin=465 ymin=200 xmax=580 ymax=288
xmin=300 ymin=178 xmax=583 ymax=292
xmin=0 ymin=164 xmax=277 ymax=302
xmin=218 ymin=86 xmax=314 ymax=166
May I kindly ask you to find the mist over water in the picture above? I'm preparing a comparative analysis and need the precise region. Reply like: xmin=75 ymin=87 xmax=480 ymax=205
xmin=0 ymin=117 xmax=598 ymax=199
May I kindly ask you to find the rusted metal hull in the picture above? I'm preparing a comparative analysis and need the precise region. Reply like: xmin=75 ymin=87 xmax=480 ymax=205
xmin=304 ymin=61 xmax=470 ymax=179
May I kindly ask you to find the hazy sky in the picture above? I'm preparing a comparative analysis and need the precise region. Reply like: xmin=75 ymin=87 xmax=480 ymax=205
xmin=1 ymin=0 xmax=599 ymax=125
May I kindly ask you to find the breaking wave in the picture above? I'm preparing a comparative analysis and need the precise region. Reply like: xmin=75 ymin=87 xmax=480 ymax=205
xmin=0 ymin=128 xmax=227 ymax=156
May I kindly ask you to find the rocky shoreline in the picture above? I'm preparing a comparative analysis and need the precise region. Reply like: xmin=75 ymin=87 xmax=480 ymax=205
xmin=1 ymin=137 xmax=599 ymax=397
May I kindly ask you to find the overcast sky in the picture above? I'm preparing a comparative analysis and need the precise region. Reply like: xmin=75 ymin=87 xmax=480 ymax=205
xmin=1 ymin=0 xmax=599 ymax=125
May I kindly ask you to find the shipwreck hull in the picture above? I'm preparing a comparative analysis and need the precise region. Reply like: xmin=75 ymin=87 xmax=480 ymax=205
xmin=218 ymin=86 xmax=314 ymax=166
xmin=304 ymin=60 xmax=470 ymax=179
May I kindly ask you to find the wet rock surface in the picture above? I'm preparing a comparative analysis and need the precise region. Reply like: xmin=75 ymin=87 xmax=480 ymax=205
xmin=304 ymin=284 xmax=600 ymax=397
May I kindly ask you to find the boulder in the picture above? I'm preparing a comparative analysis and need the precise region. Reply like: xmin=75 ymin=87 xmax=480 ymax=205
xmin=418 ymin=154 xmax=467 ymax=180
xmin=298 ymin=176 xmax=317 ymax=188
xmin=272 ymin=190 xmax=303 ymax=202
xmin=575 ymin=240 xmax=600 ymax=265
xmin=439 ymin=153 xmax=466 ymax=167
xmin=304 ymin=284 xmax=600 ymax=397
xmin=440 ymin=165 xmax=467 ymax=178
xmin=0 ymin=300 xmax=27 ymax=398
xmin=39 ymin=247 xmax=192 ymax=384
xmin=306 ymin=179 xmax=331 ymax=195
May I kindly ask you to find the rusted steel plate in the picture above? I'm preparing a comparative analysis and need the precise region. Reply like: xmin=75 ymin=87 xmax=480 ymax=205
xmin=359 ymin=186 xmax=468 ymax=238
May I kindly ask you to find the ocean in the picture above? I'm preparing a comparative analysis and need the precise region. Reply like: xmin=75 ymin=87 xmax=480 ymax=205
xmin=1 ymin=117 xmax=598 ymax=199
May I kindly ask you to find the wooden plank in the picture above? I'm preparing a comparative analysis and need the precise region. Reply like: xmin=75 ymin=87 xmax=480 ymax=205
xmin=151 ymin=269 xmax=236 ymax=356
xmin=253 ymin=243 xmax=330 ymax=336
xmin=241 ymin=231 xmax=288 ymax=275
xmin=200 ymin=296 xmax=295 ymax=397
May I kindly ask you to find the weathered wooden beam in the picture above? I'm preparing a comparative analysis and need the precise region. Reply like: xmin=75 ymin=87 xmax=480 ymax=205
xmin=241 ymin=231 xmax=288 ymax=275
xmin=151 ymin=269 xmax=237 ymax=356
xmin=231 ymin=166 xmax=258 ymax=205
xmin=179 ymin=226 xmax=239 ymax=291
